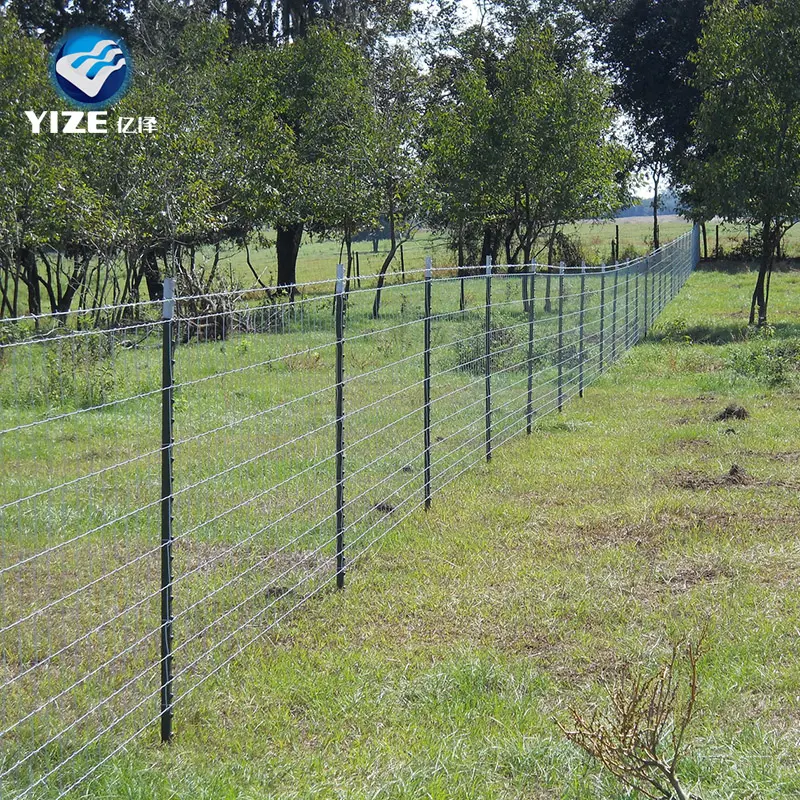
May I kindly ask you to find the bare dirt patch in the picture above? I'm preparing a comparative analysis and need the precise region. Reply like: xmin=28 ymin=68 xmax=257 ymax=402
xmin=673 ymin=463 xmax=752 ymax=489
xmin=713 ymin=403 xmax=749 ymax=421
xmin=657 ymin=559 xmax=734 ymax=591
xmin=669 ymin=463 xmax=799 ymax=490
xmin=672 ymin=437 xmax=712 ymax=450
xmin=742 ymin=450 xmax=800 ymax=463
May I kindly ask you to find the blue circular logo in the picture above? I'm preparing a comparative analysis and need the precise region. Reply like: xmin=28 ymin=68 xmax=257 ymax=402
xmin=50 ymin=27 xmax=131 ymax=108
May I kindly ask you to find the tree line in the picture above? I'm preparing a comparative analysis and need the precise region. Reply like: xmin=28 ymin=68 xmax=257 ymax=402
xmin=0 ymin=0 xmax=798 ymax=326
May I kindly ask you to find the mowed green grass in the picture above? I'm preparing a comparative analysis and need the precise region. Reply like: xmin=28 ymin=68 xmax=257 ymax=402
xmin=8 ymin=268 xmax=795 ymax=798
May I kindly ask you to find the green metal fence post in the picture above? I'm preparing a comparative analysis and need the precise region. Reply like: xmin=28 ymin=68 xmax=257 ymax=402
xmin=160 ymin=277 xmax=176 ymax=744
xmin=335 ymin=264 xmax=346 ymax=589
xmin=557 ymin=262 xmax=565 ymax=411
xmin=624 ymin=262 xmax=631 ymax=350
xmin=526 ymin=264 xmax=536 ymax=433
xmin=599 ymin=263 xmax=606 ymax=373
xmin=578 ymin=263 xmax=586 ymax=398
xmin=423 ymin=257 xmax=432 ymax=509
xmin=484 ymin=256 xmax=493 ymax=461
xmin=611 ymin=267 xmax=619 ymax=363
xmin=643 ymin=256 xmax=650 ymax=338
xmin=558 ymin=261 xmax=565 ymax=411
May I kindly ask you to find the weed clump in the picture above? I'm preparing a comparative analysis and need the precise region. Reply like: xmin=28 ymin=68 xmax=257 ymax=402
xmin=653 ymin=315 xmax=691 ymax=343
xmin=727 ymin=330 xmax=800 ymax=387
xmin=559 ymin=635 xmax=705 ymax=800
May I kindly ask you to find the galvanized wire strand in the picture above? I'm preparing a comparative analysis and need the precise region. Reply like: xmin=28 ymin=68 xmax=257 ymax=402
xmin=0 ymin=229 xmax=691 ymax=329
xmin=0 ymin=495 xmax=162 ymax=577
xmin=0 ymin=287 xmax=616 ymax=633
xmin=0 ymin=536 xmax=162 ymax=634
xmin=343 ymin=321 xmax=584 ymax=419
xmin=110 ymin=347 xmax=608 ymax=710
xmin=0 ymin=609 xmax=162 ymax=736
xmin=4 ymin=444 xmax=351 ymax=705
xmin=333 ymin=373 xmax=589 ymax=566
xmin=0 ymin=317 xmax=162 ymax=348
xmin=171 ymin=379 xmax=338 ymax=449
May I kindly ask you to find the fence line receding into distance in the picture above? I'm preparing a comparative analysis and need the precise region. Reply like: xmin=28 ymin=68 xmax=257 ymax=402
xmin=0 ymin=227 xmax=700 ymax=799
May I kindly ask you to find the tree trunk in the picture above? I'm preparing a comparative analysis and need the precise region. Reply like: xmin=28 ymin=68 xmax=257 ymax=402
xmin=701 ymin=221 xmax=708 ymax=259
xmin=480 ymin=225 xmax=499 ymax=266
xmin=372 ymin=195 xmax=397 ymax=319
xmin=276 ymin=222 xmax=303 ymax=296
xmin=749 ymin=219 xmax=773 ymax=327
xmin=504 ymin=230 xmax=513 ymax=269
xmin=545 ymin=223 xmax=557 ymax=313
xmin=652 ymin=174 xmax=660 ymax=250
xmin=19 ymin=247 xmax=40 ymax=317
xmin=0 ymin=253 xmax=13 ymax=317
xmin=344 ymin=228 xmax=353 ymax=295
xmin=142 ymin=248 xmax=163 ymax=301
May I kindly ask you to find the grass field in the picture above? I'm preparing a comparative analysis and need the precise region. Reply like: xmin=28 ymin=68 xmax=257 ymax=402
xmin=5 ymin=249 xmax=694 ymax=798
xmin=215 ymin=217 xmax=800 ymax=290
xmin=5 ymin=218 xmax=798 ymax=318
xmin=4 ymin=257 xmax=798 ymax=796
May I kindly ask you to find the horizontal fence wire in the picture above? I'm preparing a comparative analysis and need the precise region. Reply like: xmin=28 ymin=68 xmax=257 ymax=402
xmin=0 ymin=228 xmax=699 ymax=799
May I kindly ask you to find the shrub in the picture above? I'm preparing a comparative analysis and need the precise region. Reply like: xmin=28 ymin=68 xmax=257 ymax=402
xmin=653 ymin=315 xmax=691 ymax=343
xmin=41 ymin=333 xmax=116 ymax=407
xmin=727 ymin=336 xmax=800 ymax=386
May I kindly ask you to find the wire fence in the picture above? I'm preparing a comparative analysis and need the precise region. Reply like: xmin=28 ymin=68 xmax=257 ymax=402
xmin=0 ymin=227 xmax=700 ymax=799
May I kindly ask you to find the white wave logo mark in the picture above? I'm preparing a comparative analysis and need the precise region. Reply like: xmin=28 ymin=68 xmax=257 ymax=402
xmin=55 ymin=39 xmax=126 ymax=99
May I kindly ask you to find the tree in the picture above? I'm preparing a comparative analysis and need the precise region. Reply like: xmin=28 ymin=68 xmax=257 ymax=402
xmin=269 ymin=27 xmax=378 ymax=295
xmin=369 ymin=42 xmax=426 ymax=317
xmin=497 ymin=21 xmax=629 ymax=266
xmin=424 ymin=16 xmax=630 ymax=306
xmin=583 ymin=0 xmax=707 ymax=248
xmin=0 ymin=11 xmax=109 ymax=319
xmin=1 ymin=0 xmax=132 ymax=44
xmin=689 ymin=0 xmax=800 ymax=326
xmin=424 ymin=25 xmax=506 ymax=273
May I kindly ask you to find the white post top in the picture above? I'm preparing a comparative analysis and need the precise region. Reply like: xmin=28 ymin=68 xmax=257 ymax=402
xmin=425 ymin=255 xmax=432 ymax=278
xmin=162 ymin=277 xmax=175 ymax=320
xmin=336 ymin=263 xmax=344 ymax=293
xmin=485 ymin=255 xmax=492 ymax=274
xmin=559 ymin=260 xmax=566 ymax=273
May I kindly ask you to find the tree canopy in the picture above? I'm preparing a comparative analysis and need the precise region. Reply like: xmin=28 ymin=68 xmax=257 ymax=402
xmin=688 ymin=0 xmax=800 ymax=325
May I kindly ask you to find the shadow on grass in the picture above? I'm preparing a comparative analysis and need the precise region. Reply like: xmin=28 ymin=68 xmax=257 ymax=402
xmin=696 ymin=258 xmax=800 ymax=274
xmin=650 ymin=320 xmax=800 ymax=346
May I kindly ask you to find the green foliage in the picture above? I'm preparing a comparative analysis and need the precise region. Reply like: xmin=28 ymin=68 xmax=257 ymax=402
xmin=424 ymin=20 xmax=629 ymax=266
xmin=36 ymin=335 xmax=116 ymax=408
xmin=728 ymin=336 xmax=800 ymax=387
xmin=551 ymin=233 xmax=585 ymax=268
xmin=0 ymin=4 xmax=639 ymax=320
xmin=584 ymin=0 xmax=706 ymax=178
xmin=653 ymin=315 xmax=691 ymax=344
xmin=689 ymin=0 xmax=800 ymax=236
